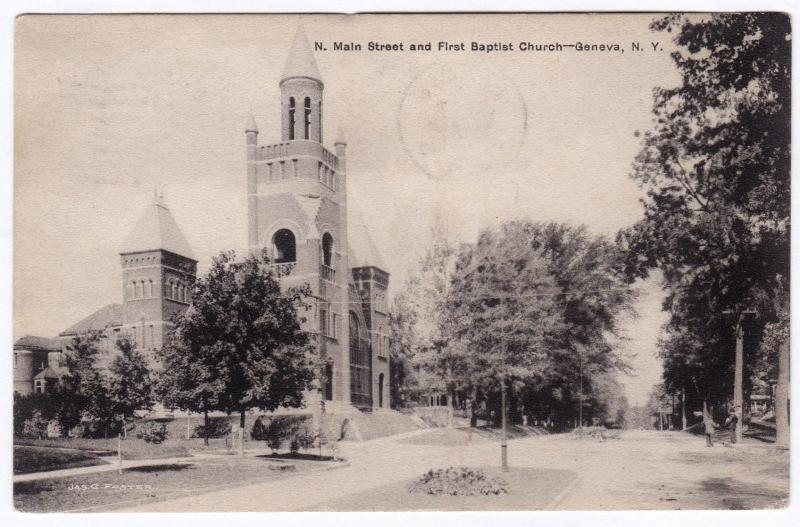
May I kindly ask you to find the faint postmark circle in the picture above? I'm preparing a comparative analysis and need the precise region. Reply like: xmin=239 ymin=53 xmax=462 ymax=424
xmin=398 ymin=63 xmax=528 ymax=181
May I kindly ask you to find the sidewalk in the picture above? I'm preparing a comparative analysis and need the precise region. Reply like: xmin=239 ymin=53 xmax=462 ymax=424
xmin=14 ymin=450 xmax=261 ymax=483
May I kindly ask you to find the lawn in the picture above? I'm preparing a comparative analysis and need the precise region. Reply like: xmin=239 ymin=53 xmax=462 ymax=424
xmin=312 ymin=466 xmax=578 ymax=511
xmin=14 ymin=455 xmax=344 ymax=512
xmin=15 ymin=438 xmax=194 ymax=461
xmin=14 ymin=446 xmax=108 ymax=475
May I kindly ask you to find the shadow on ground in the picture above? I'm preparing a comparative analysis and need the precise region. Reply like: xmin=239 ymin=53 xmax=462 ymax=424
xmin=127 ymin=463 xmax=193 ymax=473
xmin=700 ymin=476 xmax=788 ymax=510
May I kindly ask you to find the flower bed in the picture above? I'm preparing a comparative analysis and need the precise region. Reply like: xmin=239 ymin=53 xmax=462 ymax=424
xmin=408 ymin=467 xmax=508 ymax=496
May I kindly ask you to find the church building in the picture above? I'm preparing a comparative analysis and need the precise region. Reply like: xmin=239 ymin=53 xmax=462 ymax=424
xmin=13 ymin=193 xmax=198 ymax=395
xmin=14 ymin=26 xmax=391 ymax=412
xmin=246 ymin=26 xmax=391 ymax=410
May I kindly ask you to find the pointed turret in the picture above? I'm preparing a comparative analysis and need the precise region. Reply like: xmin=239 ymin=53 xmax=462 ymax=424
xmin=280 ymin=25 xmax=324 ymax=142
xmin=281 ymin=25 xmax=322 ymax=86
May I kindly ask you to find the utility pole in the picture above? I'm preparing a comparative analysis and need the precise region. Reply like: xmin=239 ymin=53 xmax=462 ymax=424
xmin=733 ymin=317 xmax=744 ymax=443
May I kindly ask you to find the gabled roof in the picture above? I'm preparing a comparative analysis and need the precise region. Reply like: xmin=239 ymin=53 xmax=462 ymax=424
xmin=59 ymin=303 xmax=123 ymax=337
xmin=14 ymin=335 xmax=61 ymax=352
xmin=120 ymin=196 xmax=196 ymax=260
xmin=281 ymin=25 xmax=322 ymax=85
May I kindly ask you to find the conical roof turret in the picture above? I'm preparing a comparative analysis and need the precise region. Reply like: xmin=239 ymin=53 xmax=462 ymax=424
xmin=281 ymin=25 xmax=322 ymax=85
xmin=120 ymin=192 xmax=196 ymax=260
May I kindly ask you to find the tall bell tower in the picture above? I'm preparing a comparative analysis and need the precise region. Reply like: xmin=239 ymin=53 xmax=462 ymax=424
xmin=246 ymin=25 xmax=351 ymax=405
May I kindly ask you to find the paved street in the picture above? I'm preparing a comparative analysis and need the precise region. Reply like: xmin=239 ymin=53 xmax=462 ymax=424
xmin=119 ymin=428 xmax=788 ymax=511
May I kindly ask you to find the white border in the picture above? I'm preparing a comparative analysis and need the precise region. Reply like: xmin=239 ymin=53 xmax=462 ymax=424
xmin=1 ymin=2 xmax=798 ymax=527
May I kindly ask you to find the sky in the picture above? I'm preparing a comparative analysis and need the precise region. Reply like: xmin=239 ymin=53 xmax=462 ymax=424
xmin=14 ymin=13 xmax=679 ymax=405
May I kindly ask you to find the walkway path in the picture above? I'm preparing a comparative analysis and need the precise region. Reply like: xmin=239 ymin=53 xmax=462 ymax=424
xmin=117 ymin=428 xmax=788 ymax=511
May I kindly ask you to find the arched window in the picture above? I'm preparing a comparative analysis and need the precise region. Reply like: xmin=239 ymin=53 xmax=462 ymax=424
xmin=164 ymin=282 xmax=171 ymax=299
xmin=349 ymin=312 xmax=372 ymax=407
xmin=178 ymin=284 xmax=184 ymax=302
xmin=322 ymin=232 xmax=334 ymax=267
xmin=304 ymin=97 xmax=311 ymax=140
xmin=148 ymin=280 xmax=154 ymax=298
xmin=135 ymin=281 xmax=142 ymax=298
xmin=318 ymin=100 xmax=323 ymax=142
xmin=128 ymin=282 xmax=135 ymax=299
xmin=272 ymin=229 xmax=296 ymax=263
xmin=171 ymin=281 xmax=177 ymax=299
xmin=288 ymin=97 xmax=296 ymax=140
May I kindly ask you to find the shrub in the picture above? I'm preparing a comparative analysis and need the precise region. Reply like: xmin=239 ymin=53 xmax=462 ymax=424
xmin=21 ymin=411 xmax=48 ymax=439
xmin=68 ymin=424 xmax=85 ymax=438
xmin=290 ymin=427 xmax=318 ymax=454
xmin=80 ymin=419 xmax=122 ymax=439
xmin=193 ymin=418 xmax=232 ymax=439
xmin=136 ymin=422 xmax=169 ymax=444
xmin=408 ymin=467 xmax=509 ymax=496
xmin=46 ymin=420 xmax=63 ymax=438
xmin=251 ymin=415 xmax=313 ymax=453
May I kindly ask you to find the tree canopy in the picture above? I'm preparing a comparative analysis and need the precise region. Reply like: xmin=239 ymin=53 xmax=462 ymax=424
xmin=619 ymin=14 xmax=790 ymax=424
xmin=158 ymin=249 xmax=318 ymax=454
xmin=393 ymin=220 xmax=635 ymax=428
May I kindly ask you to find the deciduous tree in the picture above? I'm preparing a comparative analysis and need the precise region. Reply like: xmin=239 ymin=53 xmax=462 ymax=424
xmin=160 ymin=249 xmax=317 ymax=455
xmin=620 ymin=14 xmax=790 ymax=439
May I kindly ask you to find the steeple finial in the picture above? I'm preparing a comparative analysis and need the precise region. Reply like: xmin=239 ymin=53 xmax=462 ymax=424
xmin=281 ymin=24 xmax=322 ymax=85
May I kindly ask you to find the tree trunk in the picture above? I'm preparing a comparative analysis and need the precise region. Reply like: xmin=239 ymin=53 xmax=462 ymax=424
xmin=470 ymin=388 xmax=479 ymax=428
xmin=204 ymin=410 xmax=209 ymax=446
xmin=775 ymin=337 xmax=790 ymax=448
xmin=238 ymin=410 xmax=246 ymax=457
xmin=681 ymin=389 xmax=687 ymax=430
xmin=122 ymin=419 xmax=127 ymax=440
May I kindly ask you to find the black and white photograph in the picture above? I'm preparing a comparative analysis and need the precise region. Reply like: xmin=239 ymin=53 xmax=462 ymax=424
xmin=6 ymin=8 xmax=793 ymax=517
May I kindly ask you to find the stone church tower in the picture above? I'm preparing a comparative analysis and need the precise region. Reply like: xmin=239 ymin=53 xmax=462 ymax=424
xmin=246 ymin=26 xmax=390 ymax=409
xmin=118 ymin=193 xmax=197 ymax=362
